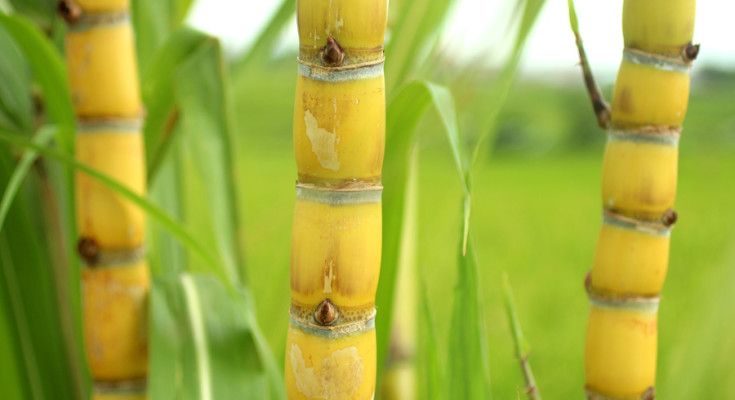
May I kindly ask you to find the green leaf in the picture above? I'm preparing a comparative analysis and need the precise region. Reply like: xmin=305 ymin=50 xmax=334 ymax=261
xmin=0 ymin=24 xmax=32 ymax=135
xmin=469 ymin=0 xmax=547 ymax=169
xmin=0 ymin=125 xmax=54 ymax=231
xmin=377 ymin=80 xmax=468 ymax=380
xmin=141 ymin=27 xmax=209 ymax=177
xmin=231 ymin=0 xmax=295 ymax=77
xmin=0 ymin=143 xmax=83 ymax=400
xmin=0 ymin=128 xmax=224 ymax=282
xmin=417 ymin=279 xmax=443 ymax=400
xmin=384 ymin=0 xmax=459 ymax=92
xmin=150 ymin=274 xmax=270 ymax=399
xmin=132 ymin=0 xmax=195 ymax=74
xmin=6 ymin=0 xmax=56 ymax=27
xmin=447 ymin=233 xmax=492 ymax=399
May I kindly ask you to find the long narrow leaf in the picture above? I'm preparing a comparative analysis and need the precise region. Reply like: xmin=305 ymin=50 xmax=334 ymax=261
xmin=0 ymin=129 xmax=224 ymax=282
xmin=150 ymin=274 xmax=270 ymax=400
xmin=378 ymin=80 xmax=468 ymax=379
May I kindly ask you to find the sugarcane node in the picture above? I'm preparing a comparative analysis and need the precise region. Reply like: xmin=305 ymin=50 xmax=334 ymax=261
xmin=57 ymin=0 xmax=82 ymax=24
xmin=77 ymin=237 xmax=99 ymax=265
xmin=314 ymin=298 xmax=339 ymax=326
xmin=683 ymin=43 xmax=700 ymax=62
xmin=662 ymin=209 xmax=678 ymax=227
xmin=321 ymin=36 xmax=345 ymax=67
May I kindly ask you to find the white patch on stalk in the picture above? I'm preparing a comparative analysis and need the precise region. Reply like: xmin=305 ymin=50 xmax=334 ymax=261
xmin=304 ymin=109 xmax=341 ymax=171
xmin=324 ymin=260 xmax=335 ymax=294
xmin=290 ymin=344 xmax=364 ymax=399
xmin=181 ymin=275 xmax=212 ymax=400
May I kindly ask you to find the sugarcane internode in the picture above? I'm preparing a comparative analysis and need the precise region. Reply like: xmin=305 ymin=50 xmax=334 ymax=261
xmin=61 ymin=0 xmax=148 ymax=399
xmin=580 ymin=0 xmax=697 ymax=399
xmin=286 ymin=1 xmax=388 ymax=399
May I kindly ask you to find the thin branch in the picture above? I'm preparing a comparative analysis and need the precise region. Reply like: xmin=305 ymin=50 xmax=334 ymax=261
xmin=567 ymin=0 xmax=610 ymax=129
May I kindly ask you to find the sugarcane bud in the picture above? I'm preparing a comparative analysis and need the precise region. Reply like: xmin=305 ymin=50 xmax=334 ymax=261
xmin=683 ymin=43 xmax=700 ymax=62
xmin=642 ymin=387 xmax=656 ymax=400
xmin=58 ymin=0 xmax=82 ymax=24
xmin=662 ymin=208 xmax=678 ymax=227
xmin=77 ymin=237 xmax=99 ymax=265
xmin=314 ymin=298 xmax=339 ymax=326
xmin=321 ymin=36 xmax=344 ymax=67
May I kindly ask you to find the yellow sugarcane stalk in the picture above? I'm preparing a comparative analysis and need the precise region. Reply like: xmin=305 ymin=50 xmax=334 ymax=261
xmin=60 ymin=0 xmax=148 ymax=398
xmin=581 ymin=1 xmax=698 ymax=399
xmin=286 ymin=1 xmax=388 ymax=398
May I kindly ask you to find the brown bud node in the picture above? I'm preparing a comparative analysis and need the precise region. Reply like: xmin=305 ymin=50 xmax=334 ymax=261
xmin=683 ymin=43 xmax=700 ymax=62
xmin=77 ymin=237 xmax=99 ymax=265
xmin=321 ymin=36 xmax=344 ymax=67
xmin=662 ymin=209 xmax=678 ymax=227
xmin=314 ymin=298 xmax=338 ymax=326
xmin=58 ymin=0 xmax=83 ymax=24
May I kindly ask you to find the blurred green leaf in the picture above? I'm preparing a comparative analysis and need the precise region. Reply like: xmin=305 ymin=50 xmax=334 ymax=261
xmin=5 ymin=0 xmax=56 ymax=27
xmin=0 ymin=125 xmax=53 ymax=231
xmin=0 ymin=128 xmax=224 ymax=282
xmin=141 ymin=27 xmax=209 ymax=177
xmin=231 ymin=0 xmax=295 ymax=76
xmin=417 ymin=278 xmax=443 ymax=400
xmin=385 ymin=0 xmax=458 ymax=92
xmin=0 ymin=24 xmax=32 ymax=134
xmin=150 ymin=274 xmax=269 ymax=399
xmin=378 ymin=80 xmax=467 ymax=380
xmin=0 ymin=143 xmax=82 ymax=400
xmin=132 ymin=0 xmax=195 ymax=73
xmin=447 ymin=234 xmax=491 ymax=399
xmin=469 ymin=0 xmax=547 ymax=168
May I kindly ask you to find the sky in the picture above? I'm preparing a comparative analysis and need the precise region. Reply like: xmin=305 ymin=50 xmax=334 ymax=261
xmin=188 ymin=0 xmax=735 ymax=83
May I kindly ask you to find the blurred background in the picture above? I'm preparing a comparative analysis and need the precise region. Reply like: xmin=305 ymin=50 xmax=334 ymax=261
xmin=205 ymin=0 xmax=735 ymax=398
xmin=1 ymin=0 xmax=733 ymax=398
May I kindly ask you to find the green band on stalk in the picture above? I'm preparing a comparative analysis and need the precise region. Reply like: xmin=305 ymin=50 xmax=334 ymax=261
xmin=298 ymin=60 xmax=384 ymax=83
xmin=602 ymin=213 xmax=672 ymax=237
xmin=66 ymin=11 xmax=130 ymax=32
xmin=585 ymin=386 xmax=655 ymax=400
xmin=290 ymin=309 xmax=376 ymax=339
xmin=623 ymin=48 xmax=690 ymax=73
xmin=588 ymin=296 xmax=659 ymax=314
xmin=77 ymin=118 xmax=143 ymax=134
xmin=81 ymin=246 xmax=146 ymax=269
xmin=296 ymin=183 xmax=382 ymax=205
xmin=607 ymin=130 xmax=680 ymax=147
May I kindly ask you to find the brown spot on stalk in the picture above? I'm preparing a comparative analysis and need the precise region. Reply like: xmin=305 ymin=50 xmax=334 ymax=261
xmin=642 ymin=386 xmax=656 ymax=400
xmin=77 ymin=237 xmax=99 ymax=265
xmin=58 ymin=0 xmax=82 ymax=24
xmin=683 ymin=43 xmax=700 ymax=62
xmin=321 ymin=36 xmax=344 ymax=67
xmin=662 ymin=208 xmax=678 ymax=227
xmin=314 ymin=298 xmax=338 ymax=326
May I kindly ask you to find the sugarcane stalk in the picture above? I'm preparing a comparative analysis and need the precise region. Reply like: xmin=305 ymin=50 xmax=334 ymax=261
xmin=285 ymin=1 xmax=388 ymax=398
xmin=59 ymin=0 xmax=148 ymax=398
xmin=569 ymin=0 xmax=698 ymax=398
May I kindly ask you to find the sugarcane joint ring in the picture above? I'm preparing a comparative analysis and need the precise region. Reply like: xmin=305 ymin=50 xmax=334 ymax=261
xmin=585 ymin=386 xmax=655 ymax=400
xmin=296 ymin=182 xmax=382 ymax=205
xmin=80 ymin=244 xmax=146 ymax=268
xmin=290 ymin=308 xmax=376 ymax=339
xmin=623 ymin=47 xmax=692 ymax=71
xmin=606 ymin=128 xmax=680 ymax=147
xmin=297 ymin=58 xmax=385 ymax=83
xmin=94 ymin=378 xmax=147 ymax=395
xmin=585 ymin=273 xmax=660 ymax=314
xmin=77 ymin=117 xmax=144 ymax=134
xmin=602 ymin=209 xmax=673 ymax=236
xmin=62 ymin=8 xmax=130 ymax=31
